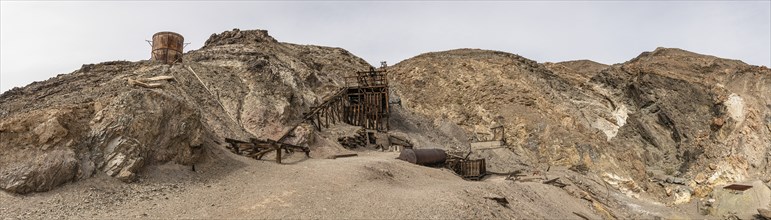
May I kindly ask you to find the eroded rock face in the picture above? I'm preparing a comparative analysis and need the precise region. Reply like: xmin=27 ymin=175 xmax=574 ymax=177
xmin=185 ymin=28 xmax=371 ymax=139
xmin=389 ymin=49 xmax=621 ymax=173
xmin=388 ymin=47 xmax=771 ymax=202
xmin=0 ymin=107 xmax=90 ymax=193
xmin=89 ymin=90 xmax=207 ymax=182
xmin=0 ymin=89 xmax=208 ymax=192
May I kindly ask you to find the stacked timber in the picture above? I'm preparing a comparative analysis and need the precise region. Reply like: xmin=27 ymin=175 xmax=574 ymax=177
xmin=224 ymin=138 xmax=273 ymax=159
xmin=337 ymin=129 xmax=368 ymax=149
xmin=388 ymin=135 xmax=413 ymax=149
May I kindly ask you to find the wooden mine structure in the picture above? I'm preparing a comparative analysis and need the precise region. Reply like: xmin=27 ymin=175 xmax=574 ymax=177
xmin=303 ymin=66 xmax=390 ymax=131
xmin=343 ymin=67 xmax=390 ymax=131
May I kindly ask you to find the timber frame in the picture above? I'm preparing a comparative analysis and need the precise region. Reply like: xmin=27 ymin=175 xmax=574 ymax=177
xmin=304 ymin=66 xmax=390 ymax=131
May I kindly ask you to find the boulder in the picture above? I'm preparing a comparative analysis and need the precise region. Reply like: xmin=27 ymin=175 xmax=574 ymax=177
xmin=0 ymin=150 xmax=78 ymax=194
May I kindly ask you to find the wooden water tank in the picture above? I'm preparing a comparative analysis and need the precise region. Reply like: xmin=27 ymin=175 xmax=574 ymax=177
xmin=151 ymin=31 xmax=184 ymax=64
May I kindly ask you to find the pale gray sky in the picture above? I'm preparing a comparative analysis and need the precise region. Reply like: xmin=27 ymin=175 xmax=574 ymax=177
xmin=1 ymin=1 xmax=770 ymax=92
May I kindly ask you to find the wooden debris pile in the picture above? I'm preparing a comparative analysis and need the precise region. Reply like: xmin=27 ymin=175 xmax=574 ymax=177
xmin=224 ymin=137 xmax=310 ymax=164
xmin=388 ymin=135 xmax=413 ymax=149
xmin=337 ymin=128 xmax=368 ymax=149
xmin=128 ymin=75 xmax=176 ymax=88
xmin=505 ymin=169 xmax=569 ymax=188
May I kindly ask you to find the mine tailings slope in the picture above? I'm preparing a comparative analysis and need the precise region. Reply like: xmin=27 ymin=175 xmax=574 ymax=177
xmin=387 ymin=47 xmax=771 ymax=204
xmin=0 ymin=29 xmax=370 ymax=194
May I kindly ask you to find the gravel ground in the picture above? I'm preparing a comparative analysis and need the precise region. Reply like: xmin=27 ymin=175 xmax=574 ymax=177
xmin=1 ymin=147 xmax=611 ymax=219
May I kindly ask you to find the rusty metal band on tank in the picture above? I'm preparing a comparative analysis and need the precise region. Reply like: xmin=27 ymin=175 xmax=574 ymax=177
xmin=150 ymin=31 xmax=184 ymax=64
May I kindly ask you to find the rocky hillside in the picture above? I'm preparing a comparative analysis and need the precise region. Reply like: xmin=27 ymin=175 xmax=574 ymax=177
xmin=388 ymin=48 xmax=771 ymax=204
xmin=0 ymin=29 xmax=370 ymax=193
xmin=1 ymin=27 xmax=769 ymax=219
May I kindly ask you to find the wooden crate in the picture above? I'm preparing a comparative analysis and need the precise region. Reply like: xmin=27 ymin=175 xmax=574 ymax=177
xmin=453 ymin=159 xmax=486 ymax=180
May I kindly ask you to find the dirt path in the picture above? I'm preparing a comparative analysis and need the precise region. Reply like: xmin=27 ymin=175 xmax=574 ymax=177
xmin=1 ymin=149 xmax=609 ymax=219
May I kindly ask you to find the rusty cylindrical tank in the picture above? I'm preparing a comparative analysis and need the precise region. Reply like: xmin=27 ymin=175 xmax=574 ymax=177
xmin=397 ymin=148 xmax=447 ymax=165
xmin=151 ymin=31 xmax=184 ymax=64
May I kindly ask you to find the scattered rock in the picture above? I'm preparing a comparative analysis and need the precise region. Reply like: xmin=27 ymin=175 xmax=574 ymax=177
xmin=665 ymin=176 xmax=687 ymax=185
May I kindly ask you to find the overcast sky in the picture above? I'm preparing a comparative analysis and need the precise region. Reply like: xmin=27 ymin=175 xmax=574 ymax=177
xmin=1 ymin=1 xmax=770 ymax=92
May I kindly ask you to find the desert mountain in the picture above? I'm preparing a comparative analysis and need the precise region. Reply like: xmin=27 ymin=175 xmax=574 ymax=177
xmin=1 ymin=29 xmax=769 ymax=219
xmin=389 ymin=47 xmax=770 ymax=198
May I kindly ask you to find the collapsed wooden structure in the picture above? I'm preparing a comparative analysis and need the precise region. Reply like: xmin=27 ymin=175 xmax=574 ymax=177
xmin=224 ymin=137 xmax=310 ymax=164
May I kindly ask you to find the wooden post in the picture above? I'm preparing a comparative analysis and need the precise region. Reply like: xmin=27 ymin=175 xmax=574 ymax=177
xmin=333 ymin=98 xmax=339 ymax=123
xmin=361 ymin=92 xmax=369 ymax=128
xmin=320 ymin=107 xmax=324 ymax=128
xmin=367 ymin=94 xmax=372 ymax=129
xmin=377 ymin=90 xmax=382 ymax=129
xmin=316 ymin=114 xmax=321 ymax=130
xmin=384 ymin=88 xmax=390 ymax=131
xmin=372 ymin=93 xmax=376 ymax=130
xmin=336 ymin=98 xmax=341 ymax=123
xmin=376 ymin=92 xmax=381 ymax=130
xmin=335 ymin=98 xmax=339 ymax=122
xmin=330 ymin=101 xmax=335 ymax=125
xmin=366 ymin=94 xmax=370 ymax=129
xmin=275 ymin=144 xmax=282 ymax=164
xmin=325 ymin=107 xmax=329 ymax=128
